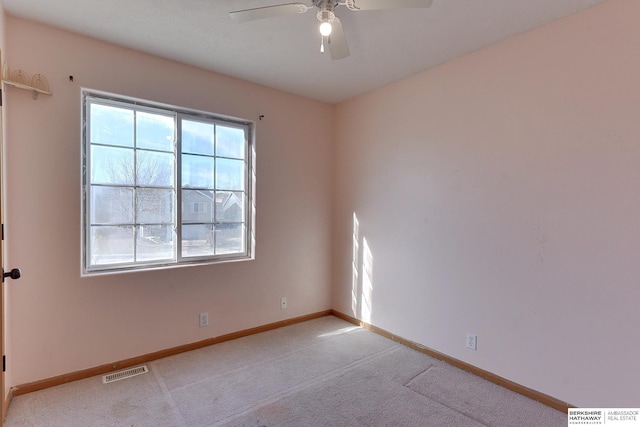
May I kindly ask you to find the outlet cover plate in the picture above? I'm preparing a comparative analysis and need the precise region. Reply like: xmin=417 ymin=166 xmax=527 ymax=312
xmin=199 ymin=312 xmax=209 ymax=327
xmin=466 ymin=333 xmax=477 ymax=350
xmin=281 ymin=297 xmax=287 ymax=309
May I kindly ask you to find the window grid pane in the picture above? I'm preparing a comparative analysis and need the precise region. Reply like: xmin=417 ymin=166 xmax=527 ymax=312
xmin=180 ymin=119 xmax=248 ymax=259
xmin=90 ymin=225 xmax=135 ymax=266
xmin=84 ymin=92 xmax=253 ymax=274
xmin=87 ymin=99 xmax=177 ymax=269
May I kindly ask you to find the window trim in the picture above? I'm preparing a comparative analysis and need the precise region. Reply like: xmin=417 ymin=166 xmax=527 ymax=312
xmin=81 ymin=89 xmax=255 ymax=276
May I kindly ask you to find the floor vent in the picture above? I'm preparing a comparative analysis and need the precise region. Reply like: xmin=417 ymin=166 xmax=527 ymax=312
xmin=102 ymin=365 xmax=149 ymax=384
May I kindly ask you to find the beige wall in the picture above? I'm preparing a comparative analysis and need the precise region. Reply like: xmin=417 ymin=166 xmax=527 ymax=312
xmin=333 ymin=0 xmax=639 ymax=407
xmin=3 ymin=16 xmax=333 ymax=386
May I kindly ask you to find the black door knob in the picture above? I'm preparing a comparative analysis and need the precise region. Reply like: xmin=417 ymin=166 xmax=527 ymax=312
xmin=2 ymin=268 xmax=21 ymax=281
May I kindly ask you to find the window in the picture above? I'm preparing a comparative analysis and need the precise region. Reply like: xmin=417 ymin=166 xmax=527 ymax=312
xmin=82 ymin=90 xmax=254 ymax=274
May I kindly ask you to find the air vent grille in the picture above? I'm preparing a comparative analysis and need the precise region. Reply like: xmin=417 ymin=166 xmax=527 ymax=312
xmin=102 ymin=365 xmax=149 ymax=384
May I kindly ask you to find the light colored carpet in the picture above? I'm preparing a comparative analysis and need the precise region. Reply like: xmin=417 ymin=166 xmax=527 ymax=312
xmin=4 ymin=316 xmax=566 ymax=426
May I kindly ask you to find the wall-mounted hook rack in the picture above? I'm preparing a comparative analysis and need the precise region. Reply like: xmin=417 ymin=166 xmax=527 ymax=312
xmin=3 ymin=79 xmax=52 ymax=100
xmin=1 ymin=65 xmax=52 ymax=100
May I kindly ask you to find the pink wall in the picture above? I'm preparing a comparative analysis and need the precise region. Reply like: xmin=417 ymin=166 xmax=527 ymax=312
xmin=0 ymin=1 xmax=4 ymax=53
xmin=333 ymin=0 xmax=639 ymax=407
xmin=3 ymin=16 xmax=333 ymax=386
xmin=1 ymin=0 xmax=12 ymax=404
xmin=3 ymin=0 xmax=638 ymax=409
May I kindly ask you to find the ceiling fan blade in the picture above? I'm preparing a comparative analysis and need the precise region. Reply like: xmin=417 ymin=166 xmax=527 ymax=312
xmin=328 ymin=17 xmax=349 ymax=60
xmin=345 ymin=0 xmax=433 ymax=11
xmin=229 ymin=3 xmax=310 ymax=22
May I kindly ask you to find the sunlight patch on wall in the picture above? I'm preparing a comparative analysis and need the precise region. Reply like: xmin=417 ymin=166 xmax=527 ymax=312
xmin=351 ymin=212 xmax=361 ymax=317
xmin=361 ymin=237 xmax=374 ymax=324
xmin=351 ymin=212 xmax=374 ymax=323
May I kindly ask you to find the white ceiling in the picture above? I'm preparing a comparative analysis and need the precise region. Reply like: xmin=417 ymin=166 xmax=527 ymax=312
xmin=3 ymin=0 xmax=606 ymax=104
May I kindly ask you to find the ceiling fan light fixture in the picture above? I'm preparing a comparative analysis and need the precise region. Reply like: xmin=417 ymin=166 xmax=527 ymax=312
xmin=317 ymin=9 xmax=335 ymax=36
xmin=319 ymin=21 xmax=332 ymax=36
xmin=230 ymin=0 xmax=433 ymax=60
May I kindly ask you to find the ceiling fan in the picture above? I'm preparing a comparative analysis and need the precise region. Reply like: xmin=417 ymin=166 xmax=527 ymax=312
xmin=229 ymin=0 xmax=434 ymax=60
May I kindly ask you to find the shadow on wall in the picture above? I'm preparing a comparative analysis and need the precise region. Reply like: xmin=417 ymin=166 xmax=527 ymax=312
xmin=351 ymin=212 xmax=374 ymax=323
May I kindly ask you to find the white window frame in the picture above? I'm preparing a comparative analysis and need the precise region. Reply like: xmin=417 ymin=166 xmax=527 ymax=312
xmin=81 ymin=89 xmax=255 ymax=275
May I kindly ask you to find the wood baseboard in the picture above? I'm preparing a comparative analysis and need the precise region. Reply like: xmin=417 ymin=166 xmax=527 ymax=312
xmin=11 ymin=308 xmax=573 ymax=415
xmin=330 ymin=309 xmax=574 ymax=414
xmin=12 ymin=310 xmax=331 ymax=397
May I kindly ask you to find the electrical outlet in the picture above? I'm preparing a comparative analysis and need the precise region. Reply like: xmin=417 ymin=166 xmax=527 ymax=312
xmin=281 ymin=297 xmax=287 ymax=309
xmin=466 ymin=333 xmax=477 ymax=350
xmin=199 ymin=312 xmax=209 ymax=327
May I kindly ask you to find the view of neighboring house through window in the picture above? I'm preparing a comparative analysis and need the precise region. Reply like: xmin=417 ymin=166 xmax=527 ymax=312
xmin=82 ymin=90 xmax=254 ymax=274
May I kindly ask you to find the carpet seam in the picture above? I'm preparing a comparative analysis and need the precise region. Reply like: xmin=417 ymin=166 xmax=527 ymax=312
xmin=404 ymin=370 xmax=494 ymax=427
xmin=405 ymin=383 xmax=493 ymax=427
xmin=168 ymin=326 xmax=376 ymax=394
xmin=149 ymin=362 xmax=189 ymax=427
xmin=403 ymin=364 xmax=435 ymax=388
xmin=206 ymin=343 xmax=404 ymax=427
